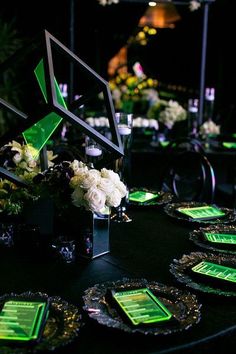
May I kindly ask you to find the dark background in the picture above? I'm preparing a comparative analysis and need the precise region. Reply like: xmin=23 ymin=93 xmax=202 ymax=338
xmin=1 ymin=0 xmax=236 ymax=131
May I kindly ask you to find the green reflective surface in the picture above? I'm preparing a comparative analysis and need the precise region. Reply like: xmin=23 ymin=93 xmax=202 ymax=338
xmin=22 ymin=59 xmax=66 ymax=157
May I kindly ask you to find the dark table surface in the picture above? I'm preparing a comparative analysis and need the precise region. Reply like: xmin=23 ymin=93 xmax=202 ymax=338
xmin=0 ymin=206 xmax=236 ymax=354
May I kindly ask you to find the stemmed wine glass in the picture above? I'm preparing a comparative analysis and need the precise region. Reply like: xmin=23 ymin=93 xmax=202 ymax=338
xmin=111 ymin=112 xmax=133 ymax=223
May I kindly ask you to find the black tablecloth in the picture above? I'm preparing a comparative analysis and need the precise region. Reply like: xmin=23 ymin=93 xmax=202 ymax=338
xmin=0 ymin=207 xmax=236 ymax=353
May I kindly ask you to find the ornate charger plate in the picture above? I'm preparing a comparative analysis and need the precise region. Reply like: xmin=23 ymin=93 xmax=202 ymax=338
xmin=164 ymin=202 xmax=236 ymax=225
xmin=0 ymin=291 xmax=82 ymax=354
xmin=170 ymin=252 xmax=236 ymax=296
xmin=190 ymin=225 xmax=236 ymax=255
xmin=83 ymin=278 xmax=201 ymax=336
xmin=128 ymin=188 xmax=173 ymax=207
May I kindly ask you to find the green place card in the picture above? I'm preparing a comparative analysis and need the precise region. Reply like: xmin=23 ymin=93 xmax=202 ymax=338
xmin=192 ymin=261 xmax=236 ymax=284
xmin=112 ymin=288 xmax=172 ymax=326
xmin=222 ymin=142 xmax=236 ymax=149
xmin=204 ymin=232 xmax=236 ymax=245
xmin=177 ymin=205 xmax=225 ymax=220
xmin=129 ymin=191 xmax=159 ymax=203
xmin=0 ymin=300 xmax=47 ymax=341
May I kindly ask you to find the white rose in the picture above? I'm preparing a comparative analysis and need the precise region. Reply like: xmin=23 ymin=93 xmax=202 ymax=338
xmin=72 ymin=186 xmax=85 ymax=207
xmin=28 ymin=160 xmax=37 ymax=169
xmin=23 ymin=146 xmax=35 ymax=162
xmin=133 ymin=117 xmax=142 ymax=128
xmin=105 ymin=118 xmax=109 ymax=127
xmin=13 ymin=152 xmax=22 ymax=164
xmin=74 ymin=166 xmax=89 ymax=177
xmin=80 ymin=169 xmax=101 ymax=190
xmin=149 ymin=119 xmax=159 ymax=130
xmin=94 ymin=118 xmax=101 ymax=127
xmin=115 ymin=180 xmax=127 ymax=198
xmin=101 ymin=168 xmax=120 ymax=184
xmin=85 ymin=117 xmax=95 ymax=127
xmin=141 ymin=118 xmax=149 ymax=128
xmin=106 ymin=188 xmax=122 ymax=207
xmin=70 ymin=160 xmax=88 ymax=177
xmin=70 ymin=160 xmax=80 ymax=172
xmin=84 ymin=187 xmax=106 ymax=212
xmin=70 ymin=160 xmax=88 ymax=174
xmin=99 ymin=117 xmax=107 ymax=127
xmin=98 ymin=177 xmax=115 ymax=195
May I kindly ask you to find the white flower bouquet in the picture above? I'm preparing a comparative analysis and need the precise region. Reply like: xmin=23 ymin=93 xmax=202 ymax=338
xmin=199 ymin=120 xmax=220 ymax=136
xmin=158 ymin=100 xmax=187 ymax=129
xmin=69 ymin=160 xmax=127 ymax=213
xmin=147 ymin=99 xmax=187 ymax=129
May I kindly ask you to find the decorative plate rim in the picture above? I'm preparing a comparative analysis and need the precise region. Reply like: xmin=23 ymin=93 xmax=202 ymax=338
xmin=164 ymin=202 xmax=236 ymax=225
xmin=83 ymin=278 xmax=201 ymax=336
xmin=128 ymin=188 xmax=173 ymax=207
xmin=189 ymin=225 xmax=236 ymax=255
xmin=170 ymin=252 xmax=236 ymax=296
xmin=0 ymin=291 xmax=82 ymax=354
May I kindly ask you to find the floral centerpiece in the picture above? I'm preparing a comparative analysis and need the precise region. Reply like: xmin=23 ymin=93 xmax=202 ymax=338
xmin=109 ymin=70 xmax=158 ymax=114
xmin=0 ymin=140 xmax=127 ymax=257
xmin=199 ymin=120 xmax=220 ymax=137
xmin=0 ymin=140 xmax=127 ymax=215
xmin=147 ymin=99 xmax=187 ymax=130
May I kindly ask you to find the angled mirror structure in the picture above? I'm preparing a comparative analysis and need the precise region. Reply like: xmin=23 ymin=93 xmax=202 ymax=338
xmin=0 ymin=30 xmax=123 ymax=184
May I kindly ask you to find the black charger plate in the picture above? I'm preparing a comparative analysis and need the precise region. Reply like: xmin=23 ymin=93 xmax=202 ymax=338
xmin=170 ymin=252 xmax=236 ymax=297
xmin=83 ymin=278 xmax=201 ymax=336
xmin=190 ymin=225 xmax=236 ymax=255
xmin=164 ymin=202 xmax=236 ymax=225
xmin=0 ymin=291 xmax=82 ymax=354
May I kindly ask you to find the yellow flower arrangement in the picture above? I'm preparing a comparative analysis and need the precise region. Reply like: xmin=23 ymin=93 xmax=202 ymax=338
xmin=109 ymin=71 xmax=158 ymax=114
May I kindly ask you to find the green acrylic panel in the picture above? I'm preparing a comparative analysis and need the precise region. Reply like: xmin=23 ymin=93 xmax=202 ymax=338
xmin=112 ymin=288 xmax=172 ymax=326
xmin=192 ymin=261 xmax=236 ymax=284
xmin=22 ymin=59 xmax=66 ymax=157
xmin=204 ymin=232 xmax=236 ymax=245
xmin=177 ymin=205 xmax=225 ymax=220
xmin=0 ymin=300 xmax=47 ymax=341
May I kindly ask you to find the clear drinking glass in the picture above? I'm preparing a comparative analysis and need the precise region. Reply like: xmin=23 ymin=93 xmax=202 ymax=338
xmin=85 ymin=136 xmax=103 ymax=168
xmin=0 ymin=224 xmax=14 ymax=247
xmin=111 ymin=112 xmax=133 ymax=223
xmin=51 ymin=237 xmax=76 ymax=264
xmin=188 ymin=98 xmax=199 ymax=138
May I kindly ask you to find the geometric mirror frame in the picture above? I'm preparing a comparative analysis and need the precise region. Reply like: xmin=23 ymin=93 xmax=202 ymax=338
xmin=0 ymin=30 xmax=124 ymax=184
